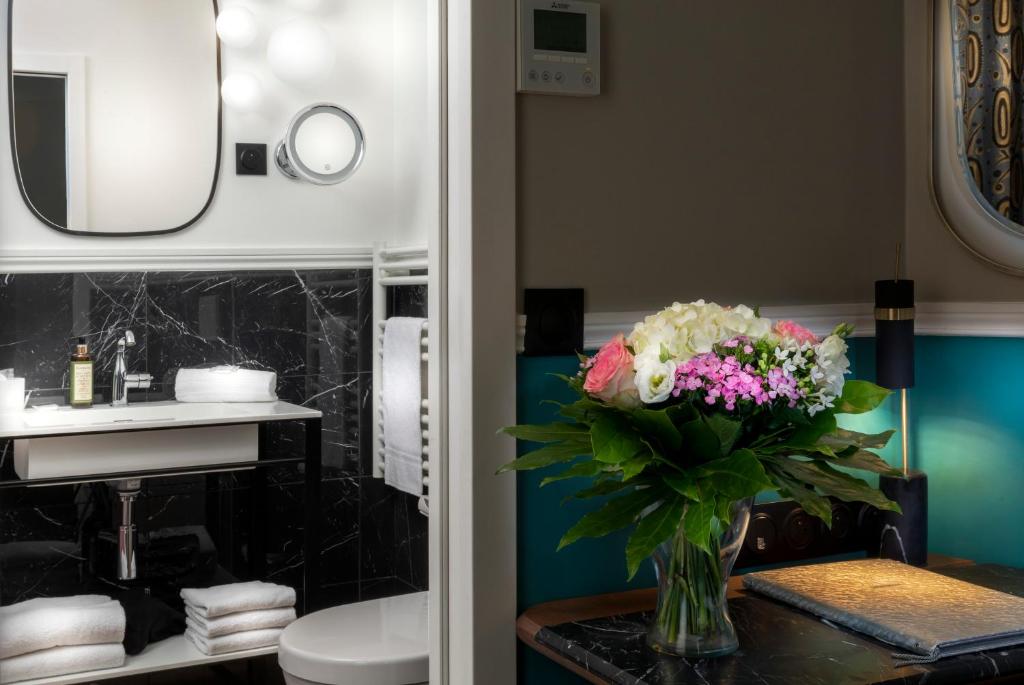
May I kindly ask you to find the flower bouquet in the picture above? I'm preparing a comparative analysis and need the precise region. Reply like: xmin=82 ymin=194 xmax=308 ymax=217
xmin=500 ymin=301 xmax=901 ymax=658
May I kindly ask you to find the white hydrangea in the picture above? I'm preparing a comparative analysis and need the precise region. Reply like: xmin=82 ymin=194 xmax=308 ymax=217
xmin=628 ymin=300 xmax=772 ymax=365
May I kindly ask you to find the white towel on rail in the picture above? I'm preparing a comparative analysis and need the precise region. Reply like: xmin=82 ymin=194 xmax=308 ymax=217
xmin=184 ymin=606 xmax=296 ymax=638
xmin=0 ymin=643 xmax=125 ymax=684
xmin=0 ymin=595 xmax=126 ymax=659
xmin=184 ymin=627 xmax=283 ymax=656
xmin=382 ymin=317 xmax=426 ymax=496
xmin=180 ymin=581 xmax=295 ymax=619
xmin=174 ymin=366 xmax=278 ymax=403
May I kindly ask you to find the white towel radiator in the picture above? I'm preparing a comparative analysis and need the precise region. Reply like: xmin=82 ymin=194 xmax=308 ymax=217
xmin=372 ymin=244 xmax=430 ymax=516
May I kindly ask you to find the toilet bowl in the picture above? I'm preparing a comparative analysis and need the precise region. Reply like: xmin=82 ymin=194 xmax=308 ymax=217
xmin=278 ymin=591 xmax=428 ymax=685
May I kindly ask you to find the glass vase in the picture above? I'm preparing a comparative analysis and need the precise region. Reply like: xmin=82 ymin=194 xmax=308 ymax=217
xmin=648 ymin=497 xmax=753 ymax=658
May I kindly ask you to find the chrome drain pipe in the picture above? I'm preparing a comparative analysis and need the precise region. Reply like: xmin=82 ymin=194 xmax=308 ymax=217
xmin=115 ymin=479 xmax=141 ymax=580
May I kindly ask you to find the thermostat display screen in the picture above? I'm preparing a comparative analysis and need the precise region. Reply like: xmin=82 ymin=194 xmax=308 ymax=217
xmin=533 ymin=10 xmax=586 ymax=53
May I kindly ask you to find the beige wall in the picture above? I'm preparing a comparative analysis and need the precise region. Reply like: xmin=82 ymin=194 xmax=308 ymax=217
xmin=902 ymin=1 xmax=1024 ymax=302
xmin=518 ymin=0 xmax=906 ymax=312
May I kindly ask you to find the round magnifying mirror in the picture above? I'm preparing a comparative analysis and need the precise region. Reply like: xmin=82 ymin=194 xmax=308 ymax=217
xmin=275 ymin=104 xmax=365 ymax=185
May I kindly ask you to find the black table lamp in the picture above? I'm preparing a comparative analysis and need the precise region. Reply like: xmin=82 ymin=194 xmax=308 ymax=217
xmin=875 ymin=246 xmax=927 ymax=566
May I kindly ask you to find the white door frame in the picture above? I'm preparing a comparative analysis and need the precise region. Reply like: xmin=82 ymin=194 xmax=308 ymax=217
xmin=436 ymin=0 xmax=518 ymax=682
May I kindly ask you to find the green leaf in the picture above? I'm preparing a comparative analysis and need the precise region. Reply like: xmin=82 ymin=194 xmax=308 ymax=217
xmin=769 ymin=405 xmax=811 ymax=428
xmin=769 ymin=457 xmax=901 ymax=513
xmin=502 ymin=422 xmax=590 ymax=443
xmin=625 ymin=497 xmax=685 ymax=579
xmin=679 ymin=418 xmax=721 ymax=463
xmin=665 ymin=403 xmax=699 ymax=428
xmin=767 ymin=464 xmax=834 ymax=526
xmin=715 ymin=496 xmax=734 ymax=526
xmin=819 ymin=428 xmax=895 ymax=450
xmin=835 ymin=380 xmax=891 ymax=414
xmin=705 ymin=414 xmax=742 ymax=455
xmin=829 ymin=449 xmax=903 ymax=477
xmin=621 ymin=451 xmax=654 ymax=481
xmin=665 ymin=472 xmax=699 ymax=501
xmin=496 ymin=442 xmax=589 ymax=473
xmin=682 ymin=487 xmax=717 ymax=556
xmin=540 ymin=460 xmax=605 ymax=486
xmin=786 ymin=412 xmax=838 ymax=449
xmin=695 ymin=449 xmax=774 ymax=501
xmin=591 ymin=413 xmax=648 ymax=464
xmin=559 ymin=487 xmax=663 ymax=549
xmin=569 ymin=478 xmax=631 ymax=501
xmin=631 ymin=409 xmax=683 ymax=453
xmin=558 ymin=398 xmax=607 ymax=423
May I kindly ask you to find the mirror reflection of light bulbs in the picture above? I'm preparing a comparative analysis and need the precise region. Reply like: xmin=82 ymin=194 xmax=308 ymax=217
xmin=221 ymin=73 xmax=263 ymax=111
xmin=216 ymin=6 xmax=258 ymax=48
xmin=267 ymin=19 xmax=336 ymax=87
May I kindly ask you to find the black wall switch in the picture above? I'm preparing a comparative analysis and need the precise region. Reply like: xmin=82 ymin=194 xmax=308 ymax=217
xmin=524 ymin=288 xmax=584 ymax=356
xmin=236 ymin=143 xmax=267 ymax=175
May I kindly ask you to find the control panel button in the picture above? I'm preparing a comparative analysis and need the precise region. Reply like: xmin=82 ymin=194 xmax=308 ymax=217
xmin=534 ymin=54 xmax=548 ymax=62
xmin=574 ymin=57 xmax=588 ymax=64
xmin=582 ymin=71 xmax=594 ymax=87
xmin=560 ymin=56 xmax=574 ymax=63
xmin=554 ymin=72 xmax=564 ymax=83
xmin=541 ymin=71 xmax=551 ymax=82
xmin=527 ymin=69 xmax=538 ymax=81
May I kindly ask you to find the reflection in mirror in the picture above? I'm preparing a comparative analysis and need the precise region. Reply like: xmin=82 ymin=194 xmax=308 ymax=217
xmin=8 ymin=0 xmax=221 ymax=235
xmin=275 ymin=104 xmax=365 ymax=186
xmin=952 ymin=1 xmax=1024 ymax=226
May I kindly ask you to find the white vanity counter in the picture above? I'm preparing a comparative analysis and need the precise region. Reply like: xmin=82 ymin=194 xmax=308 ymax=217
xmin=0 ymin=401 xmax=322 ymax=481
xmin=0 ymin=400 xmax=321 ymax=439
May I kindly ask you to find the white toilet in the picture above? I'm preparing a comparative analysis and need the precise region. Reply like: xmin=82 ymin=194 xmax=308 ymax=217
xmin=278 ymin=591 xmax=429 ymax=685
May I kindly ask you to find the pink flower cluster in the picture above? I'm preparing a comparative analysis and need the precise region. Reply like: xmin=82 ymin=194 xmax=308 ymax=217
xmin=672 ymin=340 xmax=804 ymax=412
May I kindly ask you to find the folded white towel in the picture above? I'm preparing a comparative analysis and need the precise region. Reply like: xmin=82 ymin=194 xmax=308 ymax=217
xmin=174 ymin=366 xmax=278 ymax=403
xmin=180 ymin=581 xmax=295 ymax=619
xmin=383 ymin=317 xmax=426 ymax=497
xmin=0 ymin=595 xmax=126 ymax=659
xmin=0 ymin=643 xmax=125 ymax=684
xmin=184 ymin=628 xmax=282 ymax=656
xmin=184 ymin=606 xmax=296 ymax=638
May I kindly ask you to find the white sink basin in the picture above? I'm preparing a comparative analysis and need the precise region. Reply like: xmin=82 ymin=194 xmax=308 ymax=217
xmin=20 ymin=402 xmax=266 ymax=429
xmin=1 ymin=401 xmax=321 ymax=481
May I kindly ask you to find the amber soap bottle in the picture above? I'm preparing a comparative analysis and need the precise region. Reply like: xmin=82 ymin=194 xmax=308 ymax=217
xmin=69 ymin=338 xmax=93 ymax=408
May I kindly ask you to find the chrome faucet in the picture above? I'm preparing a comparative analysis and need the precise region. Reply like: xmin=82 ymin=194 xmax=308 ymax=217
xmin=111 ymin=330 xmax=152 ymax=406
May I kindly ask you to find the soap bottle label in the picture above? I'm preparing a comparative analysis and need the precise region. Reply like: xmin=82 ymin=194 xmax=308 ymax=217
xmin=70 ymin=361 xmax=93 ymax=407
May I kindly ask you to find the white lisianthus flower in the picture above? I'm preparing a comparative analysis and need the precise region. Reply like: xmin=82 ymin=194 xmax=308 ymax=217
xmin=813 ymin=334 xmax=850 ymax=398
xmin=634 ymin=355 xmax=677 ymax=404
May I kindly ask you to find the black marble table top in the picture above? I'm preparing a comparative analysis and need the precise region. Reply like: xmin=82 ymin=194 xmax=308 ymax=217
xmin=534 ymin=564 xmax=1024 ymax=685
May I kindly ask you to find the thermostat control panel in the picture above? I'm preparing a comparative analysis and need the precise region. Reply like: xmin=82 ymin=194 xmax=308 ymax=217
xmin=517 ymin=0 xmax=600 ymax=96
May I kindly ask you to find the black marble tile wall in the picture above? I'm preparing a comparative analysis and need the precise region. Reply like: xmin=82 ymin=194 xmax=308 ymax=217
xmin=0 ymin=271 xmax=427 ymax=611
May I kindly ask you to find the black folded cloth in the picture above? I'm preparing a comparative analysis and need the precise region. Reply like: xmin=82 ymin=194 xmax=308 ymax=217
xmin=117 ymin=589 xmax=186 ymax=655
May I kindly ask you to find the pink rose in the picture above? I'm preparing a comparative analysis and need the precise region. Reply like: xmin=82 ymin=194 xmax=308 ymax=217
xmin=774 ymin=320 xmax=819 ymax=345
xmin=584 ymin=334 xmax=639 ymax=407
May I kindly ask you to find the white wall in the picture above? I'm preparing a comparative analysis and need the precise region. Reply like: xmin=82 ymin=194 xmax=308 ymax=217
xmin=0 ymin=0 xmax=436 ymax=266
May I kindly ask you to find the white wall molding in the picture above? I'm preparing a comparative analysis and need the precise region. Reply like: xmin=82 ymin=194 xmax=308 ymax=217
xmin=0 ymin=247 xmax=375 ymax=273
xmin=516 ymin=302 xmax=1024 ymax=352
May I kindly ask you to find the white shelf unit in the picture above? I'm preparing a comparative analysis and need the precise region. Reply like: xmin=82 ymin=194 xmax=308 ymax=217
xmin=14 ymin=636 xmax=276 ymax=685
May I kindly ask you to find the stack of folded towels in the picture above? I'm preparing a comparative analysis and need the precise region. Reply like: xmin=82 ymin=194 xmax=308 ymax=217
xmin=0 ymin=595 xmax=126 ymax=684
xmin=181 ymin=581 xmax=296 ymax=656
